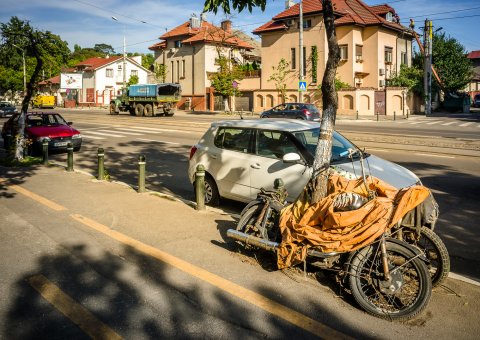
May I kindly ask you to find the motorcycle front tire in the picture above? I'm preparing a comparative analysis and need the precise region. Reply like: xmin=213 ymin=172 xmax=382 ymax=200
xmin=349 ymin=241 xmax=432 ymax=321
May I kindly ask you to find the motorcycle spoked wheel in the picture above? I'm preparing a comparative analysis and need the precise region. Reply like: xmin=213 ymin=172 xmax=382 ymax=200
xmin=349 ymin=241 xmax=432 ymax=320
xmin=402 ymin=226 xmax=450 ymax=287
xmin=236 ymin=204 xmax=281 ymax=244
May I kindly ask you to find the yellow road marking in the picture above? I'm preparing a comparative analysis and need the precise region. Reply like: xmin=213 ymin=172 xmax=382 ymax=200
xmin=7 ymin=184 xmax=67 ymax=211
xmin=71 ymin=213 xmax=350 ymax=339
xmin=28 ymin=274 xmax=122 ymax=340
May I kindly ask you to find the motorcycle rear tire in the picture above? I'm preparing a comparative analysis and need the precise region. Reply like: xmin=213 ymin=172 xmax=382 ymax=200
xmin=403 ymin=226 xmax=450 ymax=287
xmin=349 ymin=241 xmax=432 ymax=321
xmin=236 ymin=204 xmax=263 ymax=235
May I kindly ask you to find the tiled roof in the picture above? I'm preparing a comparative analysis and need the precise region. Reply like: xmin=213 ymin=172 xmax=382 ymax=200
xmin=467 ymin=50 xmax=480 ymax=59
xmin=254 ymin=0 xmax=408 ymax=34
xmin=148 ymin=41 xmax=166 ymax=50
xmin=39 ymin=75 xmax=60 ymax=85
xmin=75 ymin=56 xmax=140 ymax=71
xmin=160 ymin=20 xmax=253 ymax=49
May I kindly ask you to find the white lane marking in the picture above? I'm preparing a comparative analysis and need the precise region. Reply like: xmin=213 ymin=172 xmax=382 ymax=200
xmin=425 ymin=120 xmax=443 ymax=125
xmin=408 ymin=121 xmax=428 ymax=125
xmin=459 ymin=122 xmax=474 ymax=127
xmin=131 ymin=126 xmax=189 ymax=133
xmin=97 ymin=129 xmax=143 ymax=136
xmin=83 ymin=131 xmax=126 ymax=138
xmin=137 ymin=138 xmax=180 ymax=145
xmin=115 ymin=127 xmax=158 ymax=134
xmin=414 ymin=153 xmax=455 ymax=158
xmin=441 ymin=121 xmax=457 ymax=126
xmin=81 ymin=135 xmax=106 ymax=140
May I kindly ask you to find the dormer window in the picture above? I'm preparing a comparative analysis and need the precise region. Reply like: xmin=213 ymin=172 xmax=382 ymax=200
xmin=174 ymin=40 xmax=182 ymax=48
xmin=386 ymin=12 xmax=393 ymax=22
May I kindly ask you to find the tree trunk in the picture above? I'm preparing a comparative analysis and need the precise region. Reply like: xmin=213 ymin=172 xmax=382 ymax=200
xmin=15 ymin=33 xmax=43 ymax=161
xmin=308 ymin=0 xmax=340 ymax=204
xmin=223 ymin=96 xmax=230 ymax=112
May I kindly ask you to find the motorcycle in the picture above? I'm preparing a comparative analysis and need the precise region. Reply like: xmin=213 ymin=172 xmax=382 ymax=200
xmin=228 ymin=180 xmax=434 ymax=320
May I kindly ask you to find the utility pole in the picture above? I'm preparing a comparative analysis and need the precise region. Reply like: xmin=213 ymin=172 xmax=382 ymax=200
xmin=299 ymin=0 xmax=304 ymax=103
xmin=112 ymin=16 xmax=127 ymax=90
xmin=423 ymin=19 xmax=433 ymax=116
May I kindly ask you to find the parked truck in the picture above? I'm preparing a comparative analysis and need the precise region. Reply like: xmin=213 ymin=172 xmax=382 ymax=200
xmin=110 ymin=83 xmax=181 ymax=117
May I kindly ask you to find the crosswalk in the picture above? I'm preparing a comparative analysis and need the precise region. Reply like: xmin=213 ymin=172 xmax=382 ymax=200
xmin=81 ymin=126 xmax=190 ymax=140
xmin=390 ymin=118 xmax=480 ymax=128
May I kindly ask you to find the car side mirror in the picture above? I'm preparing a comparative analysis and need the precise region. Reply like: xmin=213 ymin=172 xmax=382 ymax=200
xmin=283 ymin=152 xmax=302 ymax=164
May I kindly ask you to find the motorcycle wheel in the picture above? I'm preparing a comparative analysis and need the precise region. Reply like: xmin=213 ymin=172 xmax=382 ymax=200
xmin=403 ymin=226 xmax=450 ymax=287
xmin=349 ymin=241 xmax=432 ymax=320
xmin=236 ymin=204 xmax=280 ymax=243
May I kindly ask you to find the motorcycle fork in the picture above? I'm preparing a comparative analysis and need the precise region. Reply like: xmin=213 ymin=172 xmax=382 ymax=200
xmin=254 ymin=202 xmax=270 ymax=239
xmin=379 ymin=235 xmax=392 ymax=281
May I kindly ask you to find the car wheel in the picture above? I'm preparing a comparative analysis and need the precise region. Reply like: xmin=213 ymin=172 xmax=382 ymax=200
xmin=203 ymin=175 xmax=220 ymax=206
xmin=74 ymin=146 xmax=81 ymax=152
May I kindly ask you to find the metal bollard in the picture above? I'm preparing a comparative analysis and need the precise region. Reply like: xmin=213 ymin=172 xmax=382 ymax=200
xmin=394 ymin=111 xmax=396 ymax=121
xmin=138 ymin=155 xmax=146 ymax=193
xmin=195 ymin=164 xmax=205 ymax=211
xmin=42 ymin=141 xmax=49 ymax=165
xmin=376 ymin=112 xmax=379 ymax=121
xmin=97 ymin=148 xmax=105 ymax=180
xmin=66 ymin=143 xmax=73 ymax=172
xmin=356 ymin=110 xmax=359 ymax=120
xmin=406 ymin=109 xmax=409 ymax=119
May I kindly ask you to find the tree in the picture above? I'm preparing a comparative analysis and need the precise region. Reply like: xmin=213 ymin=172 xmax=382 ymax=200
xmin=204 ymin=0 xmax=340 ymax=203
xmin=127 ymin=74 xmax=139 ymax=86
xmin=268 ymin=58 xmax=291 ymax=104
xmin=209 ymin=55 xmax=244 ymax=111
xmin=94 ymin=43 xmax=115 ymax=55
xmin=154 ymin=62 xmax=168 ymax=83
xmin=1 ymin=16 xmax=70 ymax=160
xmin=432 ymin=32 xmax=473 ymax=93
xmin=141 ymin=53 xmax=155 ymax=70
xmin=388 ymin=64 xmax=423 ymax=95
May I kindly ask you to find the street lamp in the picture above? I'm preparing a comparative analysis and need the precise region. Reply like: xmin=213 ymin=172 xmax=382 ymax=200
xmin=13 ymin=44 xmax=26 ymax=94
xmin=111 ymin=16 xmax=127 ymax=90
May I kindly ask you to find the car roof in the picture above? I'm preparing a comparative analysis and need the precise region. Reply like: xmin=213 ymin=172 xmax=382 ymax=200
xmin=211 ymin=119 xmax=320 ymax=132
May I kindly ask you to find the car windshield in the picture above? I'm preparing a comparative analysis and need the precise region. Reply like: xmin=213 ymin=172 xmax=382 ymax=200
xmin=291 ymin=128 xmax=359 ymax=161
xmin=26 ymin=114 xmax=68 ymax=128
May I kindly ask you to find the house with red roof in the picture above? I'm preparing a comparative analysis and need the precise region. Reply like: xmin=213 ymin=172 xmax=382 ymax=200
xmin=252 ymin=0 xmax=415 ymax=115
xmin=466 ymin=50 xmax=480 ymax=99
xmin=149 ymin=15 xmax=258 ymax=111
xmin=37 ymin=56 xmax=150 ymax=107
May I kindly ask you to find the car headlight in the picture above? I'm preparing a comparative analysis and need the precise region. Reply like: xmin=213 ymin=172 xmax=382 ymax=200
xmin=37 ymin=137 xmax=51 ymax=142
xmin=72 ymin=134 xmax=82 ymax=139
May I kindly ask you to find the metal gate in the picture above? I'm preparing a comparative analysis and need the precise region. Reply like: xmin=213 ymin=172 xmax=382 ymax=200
xmin=235 ymin=96 xmax=251 ymax=111
xmin=374 ymin=91 xmax=386 ymax=115
xmin=214 ymin=95 xmax=225 ymax=111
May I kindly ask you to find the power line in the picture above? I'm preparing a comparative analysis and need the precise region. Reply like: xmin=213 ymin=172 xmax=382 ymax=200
xmin=408 ymin=5 xmax=480 ymax=19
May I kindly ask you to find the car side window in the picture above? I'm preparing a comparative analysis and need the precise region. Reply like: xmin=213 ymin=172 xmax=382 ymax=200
xmin=214 ymin=127 xmax=252 ymax=153
xmin=273 ymin=104 xmax=286 ymax=112
xmin=256 ymin=130 xmax=299 ymax=159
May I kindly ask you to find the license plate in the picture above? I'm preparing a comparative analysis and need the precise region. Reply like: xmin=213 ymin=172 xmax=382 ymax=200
xmin=54 ymin=142 xmax=68 ymax=147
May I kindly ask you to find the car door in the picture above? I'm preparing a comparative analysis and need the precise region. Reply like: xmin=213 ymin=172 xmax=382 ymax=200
xmin=206 ymin=127 xmax=254 ymax=201
xmin=284 ymin=103 xmax=297 ymax=118
xmin=270 ymin=104 xmax=287 ymax=118
xmin=249 ymin=129 xmax=312 ymax=201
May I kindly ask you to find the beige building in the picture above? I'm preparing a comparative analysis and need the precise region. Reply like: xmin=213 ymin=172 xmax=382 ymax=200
xmin=250 ymin=0 xmax=415 ymax=116
xmin=149 ymin=15 xmax=257 ymax=111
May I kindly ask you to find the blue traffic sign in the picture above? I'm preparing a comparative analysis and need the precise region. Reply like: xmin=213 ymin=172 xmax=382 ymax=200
xmin=299 ymin=81 xmax=307 ymax=91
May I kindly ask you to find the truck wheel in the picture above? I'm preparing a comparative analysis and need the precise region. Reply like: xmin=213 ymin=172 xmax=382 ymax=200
xmin=109 ymin=103 xmax=117 ymax=115
xmin=135 ymin=104 xmax=144 ymax=116
xmin=144 ymin=104 xmax=154 ymax=117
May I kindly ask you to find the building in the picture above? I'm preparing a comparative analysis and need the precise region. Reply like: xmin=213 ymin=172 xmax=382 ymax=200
xmin=250 ymin=0 xmax=414 ymax=115
xmin=149 ymin=15 xmax=257 ymax=111
xmin=466 ymin=50 xmax=480 ymax=99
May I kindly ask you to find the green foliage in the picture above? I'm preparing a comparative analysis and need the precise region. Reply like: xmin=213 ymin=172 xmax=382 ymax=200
xmin=94 ymin=43 xmax=115 ymax=55
xmin=268 ymin=58 xmax=291 ymax=103
xmin=335 ymin=78 xmax=350 ymax=90
xmin=432 ymin=32 xmax=473 ymax=92
xmin=141 ymin=53 xmax=154 ymax=70
xmin=209 ymin=56 xmax=244 ymax=98
xmin=127 ymin=75 xmax=139 ymax=86
xmin=203 ymin=0 xmax=266 ymax=14
xmin=67 ymin=47 xmax=104 ymax=67
xmin=154 ymin=63 xmax=168 ymax=83
xmin=388 ymin=64 xmax=423 ymax=95
xmin=311 ymin=45 xmax=318 ymax=83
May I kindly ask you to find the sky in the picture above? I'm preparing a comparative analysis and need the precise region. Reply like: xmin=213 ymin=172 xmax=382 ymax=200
xmin=1 ymin=0 xmax=479 ymax=55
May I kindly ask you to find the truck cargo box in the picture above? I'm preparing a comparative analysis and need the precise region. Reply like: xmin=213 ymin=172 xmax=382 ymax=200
xmin=128 ymin=84 xmax=158 ymax=97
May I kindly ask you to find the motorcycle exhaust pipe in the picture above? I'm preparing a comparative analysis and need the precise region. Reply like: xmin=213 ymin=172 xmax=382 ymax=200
xmin=227 ymin=229 xmax=279 ymax=252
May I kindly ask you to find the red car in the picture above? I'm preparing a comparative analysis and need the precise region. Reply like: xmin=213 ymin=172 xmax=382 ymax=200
xmin=1 ymin=112 xmax=82 ymax=154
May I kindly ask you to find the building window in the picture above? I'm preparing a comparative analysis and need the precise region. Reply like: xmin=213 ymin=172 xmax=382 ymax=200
xmin=302 ymin=46 xmax=307 ymax=78
xmin=181 ymin=60 xmax=186 ymax=78
xmin=297 ymin=19 xmax=312 ymax=29
xmin=131 ymin=70 xmax=138 ymax=77
xmin=401 ymin=52 xmax=407 ymax=65
xmin=385 ymin=47 xmax=393 ymax=64
xmin=339 ymin=45 xmax=348 ymax=60
xmin=176 ymin=60 xmax=180 ymax=82
xmin=174 ymin=40 xmax=182 ymax=48
xmin=171 ymin=61 xmax=174 ymax=83
xmin=355 ymin=45 xmax=363 ymax=62
xmin=291 ymin=48 xmax=296 ymax=69
xmin=106 ymin=68 xmax=113 ymax=78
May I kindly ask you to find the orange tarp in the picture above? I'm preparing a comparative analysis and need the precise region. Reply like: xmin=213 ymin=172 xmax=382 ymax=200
xmin=277 ymin=173 xmax=431 ymax=269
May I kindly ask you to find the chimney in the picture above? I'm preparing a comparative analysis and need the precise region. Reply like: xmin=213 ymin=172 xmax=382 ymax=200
xmin=285 ymin=0 xmax=295 ymax=9
xmin=221 ymin=19 xmax=232 ymax=33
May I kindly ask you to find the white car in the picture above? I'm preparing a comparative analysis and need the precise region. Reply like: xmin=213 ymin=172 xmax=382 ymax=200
xmin=188 ymin=119 xmax=420 ymax=205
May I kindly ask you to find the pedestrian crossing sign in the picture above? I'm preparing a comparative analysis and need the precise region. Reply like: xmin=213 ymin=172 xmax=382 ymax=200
xmin=299 ymin=81 xmax=307 ymax=92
